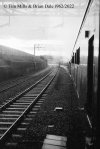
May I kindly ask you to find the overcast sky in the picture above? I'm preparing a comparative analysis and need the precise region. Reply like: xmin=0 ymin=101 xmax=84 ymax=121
xmin=0 ymin=0 xmax=89 ymax=60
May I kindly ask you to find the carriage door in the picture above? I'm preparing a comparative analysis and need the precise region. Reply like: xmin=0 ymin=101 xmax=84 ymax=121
xmin=87 ymin=35 xmax=94 ymax=116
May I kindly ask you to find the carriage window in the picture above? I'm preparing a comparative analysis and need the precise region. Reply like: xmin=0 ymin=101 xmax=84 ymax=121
xmin=71 ymin=53 xmax=74 ymax=63
xmin=77 ymin=47 xmax=80 ymax=64
xmin=75 ymin=52 xmax=77 ymax=64
xmin=87 ymin=35 xmax=94 ymax=115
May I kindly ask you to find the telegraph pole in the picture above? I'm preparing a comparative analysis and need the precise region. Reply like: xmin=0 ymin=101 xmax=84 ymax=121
xmin=33 ymin=44 xmax=44 ymax=70
xmin=34 ymin=44 xmax=45 ymax=56
xmin=34 ymin=45 xmax=35 ymax=56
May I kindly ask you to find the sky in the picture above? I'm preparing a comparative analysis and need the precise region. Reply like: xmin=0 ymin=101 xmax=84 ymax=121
xmin=0 ymin=0 xmax=89 ymax=61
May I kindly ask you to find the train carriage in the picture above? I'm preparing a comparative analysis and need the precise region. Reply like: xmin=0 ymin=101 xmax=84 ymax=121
xmin=69 ymin=0 xmax=99 ymax=147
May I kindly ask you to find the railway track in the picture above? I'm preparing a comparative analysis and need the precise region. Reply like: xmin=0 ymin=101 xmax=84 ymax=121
xmin=0 ymin=67 xmax=58 ymax=148
xmin=0 ymin=68 xmax=51 ymax=93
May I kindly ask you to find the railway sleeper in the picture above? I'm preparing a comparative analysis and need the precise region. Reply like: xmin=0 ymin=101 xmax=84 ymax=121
xmin=15 ymin=101 xmax=32 ymax=103
xmin=26 ymin=114 xmax=36 ymax=118
xmin=20 ymin=122 xmax=29 ymax=126
xmin=34 ymin=105 xmax=41 ymax=108
xmin=5 ymin=142 xmax=18 ymax=148
xmin=18 ymin=99 xmax=37 ymax=102
xmin=6 ymin=108 xmax=25 ymax=111
xmin=10 ymin=105 xmax=28 ymax=107
xmin=18 ymin=98 xmax=34 ymax=101
xmin=23 ymin=94 xmax=39 ymax=97
xmin=36 ymin=103 xmax=43 ymax=106
xmin=13 ymin=103 xmax=30 ymax=105
xmin=0 ymin=114 xmax=19 ymax=117
xmin=0 ymin=117 xmax=18 ymax=121
xmin=16 ymin=127 xmax=27 ymax=134
xmin=0 ymin=122 xmax=12 ymax=127
xmin=15 ymin=101 xmax=33 ymax=104
xmin=38 ymin=100 xmax=45 ymax=102
xmin=20 ymin=97 xmax=36 ymax=99
xmin=24 ymin=117 xmax=33 ymax=121
xmin=2 ymin=111 xmax=23 ymax=114
xmin=12 ymin=134 xmax=22 ymax=139
xmin=41 ymin=94 xmax=47 ymax=96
